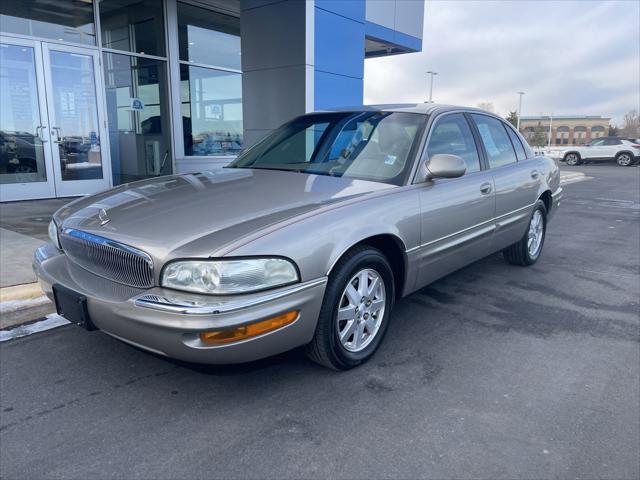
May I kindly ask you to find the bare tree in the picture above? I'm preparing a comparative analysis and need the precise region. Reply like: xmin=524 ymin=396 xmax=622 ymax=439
xmin=476 ymin=102 xmax=495 ymax=113
xmin=619 ymin=110 xmax=640 ymax=138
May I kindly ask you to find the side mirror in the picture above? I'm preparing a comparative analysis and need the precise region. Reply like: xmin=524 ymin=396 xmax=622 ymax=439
xmin=424 ymin=154 xmax=466 ymax=180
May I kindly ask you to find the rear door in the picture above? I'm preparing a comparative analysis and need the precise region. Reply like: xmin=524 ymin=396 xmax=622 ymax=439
xmin=469 ymin=113 xmax=540 ymax=250
xmin=413 ymin=112 xmax=496 ymax=287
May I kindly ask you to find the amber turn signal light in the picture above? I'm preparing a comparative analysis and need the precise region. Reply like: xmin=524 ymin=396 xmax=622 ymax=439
xmin=199 ymin=310 xmax=299 ymax=345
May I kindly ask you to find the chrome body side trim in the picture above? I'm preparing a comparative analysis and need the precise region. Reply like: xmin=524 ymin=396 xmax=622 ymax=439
xmin=134 ymin=277 xmax=328 ymax=315
xmin=405 ymin=202 xmax=536 ymax=254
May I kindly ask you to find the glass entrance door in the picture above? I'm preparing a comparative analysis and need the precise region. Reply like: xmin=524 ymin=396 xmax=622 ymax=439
xmin=42 ymin=43 xmax=110 ymax=197
xmin=0 ymin=38 xmax=56 ymax=201
xmin=0 ymin=37 xmax=110 ymax=201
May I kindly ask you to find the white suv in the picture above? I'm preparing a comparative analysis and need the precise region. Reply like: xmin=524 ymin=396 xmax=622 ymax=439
xmin=554 ymin=137 xmax=640 ymax=167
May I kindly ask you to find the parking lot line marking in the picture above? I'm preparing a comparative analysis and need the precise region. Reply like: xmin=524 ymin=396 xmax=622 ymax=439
xmin=0 ymin=314 xmax=69 ymax=343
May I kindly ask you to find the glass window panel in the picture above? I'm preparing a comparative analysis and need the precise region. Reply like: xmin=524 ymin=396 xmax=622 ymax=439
xmin=177 ymin=2 xmax=240 ymax=70
xmin=471 ymin=114 xmax=518 ymax=168
xmin=505 ymin=125 xmax=526 ymax=160
xmin=99 ymin=0 xmax=165 ymax=56
xmin=0 ymin=0 xmax=96 ymax=45
xmin=180 ymin=65 xmax=243 ymax=156
xmin=0 ymin=43 xmax=48 ymax=184
xmin=103 ymin=52 xmax=172 ymax=184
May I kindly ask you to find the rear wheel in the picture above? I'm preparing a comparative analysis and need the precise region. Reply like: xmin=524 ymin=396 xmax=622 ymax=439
xmin=616 ymin=152 xmax=634 ymax=167
xmin=564 ymin=153 xmax=581 ymax=166
xmin=306 ymin=246 xmax=394 ymax=370
xmin=503 ymin=200 xmax=547 ymax=266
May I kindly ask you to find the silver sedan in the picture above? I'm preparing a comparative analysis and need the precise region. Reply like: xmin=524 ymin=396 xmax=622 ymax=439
xmin=34 ymin=104 xmax=562 ymax=369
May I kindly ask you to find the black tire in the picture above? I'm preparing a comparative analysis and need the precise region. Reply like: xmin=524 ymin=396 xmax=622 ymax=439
xmin=564 ymin=152 xmax=581 ymax=166
xmin=616 ymin=152 xmax=634 ymax=167
xmin=305 ymin=246 xmax=395 ymax=370
xmin=503 ymin=200 xmax=547 ymax=266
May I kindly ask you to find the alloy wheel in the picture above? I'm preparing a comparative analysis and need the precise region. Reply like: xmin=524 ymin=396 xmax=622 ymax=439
xmin=617 ymin=154 xmax=632 ymax=166
xmin=336 ymin=268 xmax=386 ymax=353
xmin=527 ymin=210 xmax=544 ymax=258
xmin=566 ymin=154 xmax=579 ymax=166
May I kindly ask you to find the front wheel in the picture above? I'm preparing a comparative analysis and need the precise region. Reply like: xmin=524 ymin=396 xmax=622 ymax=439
xmin=306 ymin=246 xmax=394 ymax=370
xmin=503 ymin=200 xmax=547 ymax=266
xmin=616 ymin=153 xmax=634 ymax=167
xmin=564 ymin=153 xmax=581 ymax=166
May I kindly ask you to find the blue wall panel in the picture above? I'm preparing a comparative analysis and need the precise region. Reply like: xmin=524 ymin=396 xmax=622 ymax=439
xmin=315 ymin=0 xmax=365 ymax=22
xmin=314 ymin=70 xmax=363 ymax=110
xmin=314 ymin=8 xmax=364 ymax=79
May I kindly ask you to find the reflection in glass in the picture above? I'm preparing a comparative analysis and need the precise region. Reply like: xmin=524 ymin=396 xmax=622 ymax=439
xmin=0 ymin=0 xmax=96 ymax=45
xmin=49 ymin=50 xmax=103 ymax=181
xmin=180 ymin=65 xmax=243 ymax=156
xmin=0 ymin=44 xmax=47 ymax=185
xmin=99 ymin=0 xmax=166 ymax=57
xmin=177 ymin=2 xmax=240 ymax=70
xmin=103 ymin=52 xmax=172 ymax=185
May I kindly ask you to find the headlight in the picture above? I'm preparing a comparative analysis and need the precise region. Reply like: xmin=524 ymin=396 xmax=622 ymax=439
xmin=48 ymin=220 xmax=61 ymax=249
xmin=161 ymin=258 xmax=299 ymax=295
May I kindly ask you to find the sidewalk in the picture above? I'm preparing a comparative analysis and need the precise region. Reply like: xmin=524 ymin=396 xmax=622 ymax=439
xmin=0 ymin=199 xmax=69 ymax=328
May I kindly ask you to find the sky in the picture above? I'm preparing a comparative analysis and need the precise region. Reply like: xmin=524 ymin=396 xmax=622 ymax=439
xmin=364 ymin=0 xmax=640 ymax=125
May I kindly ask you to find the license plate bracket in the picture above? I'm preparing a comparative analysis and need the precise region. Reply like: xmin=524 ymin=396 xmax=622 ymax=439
xmin=52 ymin=284 xmax=96 ymax=331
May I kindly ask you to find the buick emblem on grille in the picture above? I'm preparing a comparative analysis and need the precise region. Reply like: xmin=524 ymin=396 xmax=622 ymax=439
xmin=98 ymin=208 xmax=110 ymax=226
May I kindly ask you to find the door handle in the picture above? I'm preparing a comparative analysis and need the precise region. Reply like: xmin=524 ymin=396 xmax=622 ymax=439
xmin=531 ymin=170 xmax=539 ymax=179
xmin=480 ymin=183 xmax=492 ymax=195
xmin=35 ymin=126 xmax=48 ymax=143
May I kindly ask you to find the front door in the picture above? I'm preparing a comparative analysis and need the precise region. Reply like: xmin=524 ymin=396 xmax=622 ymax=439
xmin=414 ymin=112 xmax=496 ymax=288
xmin=0 ymin=37 xmax=110 ymax=201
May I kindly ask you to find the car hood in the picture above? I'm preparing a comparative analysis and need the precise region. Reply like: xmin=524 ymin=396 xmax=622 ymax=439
xmin=55 ymin=168 xmax=395 ymax=261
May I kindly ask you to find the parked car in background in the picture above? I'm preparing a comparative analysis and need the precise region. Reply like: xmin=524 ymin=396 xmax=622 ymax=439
xmin=553 ymin=137 xmax=640 ymax=167
xmin=34 ymin=104 xmax=562 ymax=370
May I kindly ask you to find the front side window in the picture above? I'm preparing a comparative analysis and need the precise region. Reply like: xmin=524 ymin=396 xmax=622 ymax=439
xmin=426 ymin=114 xmax=480 ymax=173
xmin=229 ymin=112 xmax=425 ymax=185
xmin=590 ymin=138 xmax=605 ymax=146
xmin=471 ymin=114 xmax=517 ymax=168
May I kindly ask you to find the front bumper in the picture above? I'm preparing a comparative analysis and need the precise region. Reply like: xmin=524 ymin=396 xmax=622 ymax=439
xmin=34 ymin=244 xmax=327 ymax=364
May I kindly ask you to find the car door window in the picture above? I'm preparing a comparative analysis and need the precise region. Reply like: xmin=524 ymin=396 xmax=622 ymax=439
xmin=604 ymin=139 xmax=622 ymax=146
xmin=426 ymin=113 xmax=480 ymax=173
xmin=471 ymin=114 xmax=517 ymax=168
xmin=505 ymin=125 xmax=527 ymax=160
xmin=590 ymin=139 xmax=605 ymax=146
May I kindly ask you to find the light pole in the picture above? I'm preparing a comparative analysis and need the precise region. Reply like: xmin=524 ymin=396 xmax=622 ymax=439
xmin=547 ymin=113 xmax=553 ymax=147
xmin=516 ymin=91 xmax=525 ymax=131
xmin=426 ymin=71 xmax=438 ymax=103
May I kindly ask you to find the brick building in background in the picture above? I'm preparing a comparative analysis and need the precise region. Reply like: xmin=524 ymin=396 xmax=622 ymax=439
xmin=519 ymin=115 xmax=610 ymax=146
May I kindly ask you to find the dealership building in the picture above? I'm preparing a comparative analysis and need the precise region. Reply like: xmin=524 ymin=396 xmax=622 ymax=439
xmin=0 ymin=0 xmax=424 ymax=201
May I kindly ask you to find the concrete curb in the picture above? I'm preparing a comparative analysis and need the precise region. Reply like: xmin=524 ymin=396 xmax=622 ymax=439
xmin=0 ymin=283 xmax=55 ymax=330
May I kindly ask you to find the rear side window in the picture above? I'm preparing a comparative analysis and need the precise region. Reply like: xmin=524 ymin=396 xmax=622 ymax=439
xmin=506 ymin=126 xmax=527 ymax=160
xmin=426 ymin=113 xmax=480 ymax=173
xmin=471 ymin=114 xmax=517 ymax=168
xmin=604 ymin=139 xmax=622 ymax=146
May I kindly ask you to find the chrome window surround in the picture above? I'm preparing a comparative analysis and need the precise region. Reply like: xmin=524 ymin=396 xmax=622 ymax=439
xmin=60 ymin=228 xmax=154 ymax=288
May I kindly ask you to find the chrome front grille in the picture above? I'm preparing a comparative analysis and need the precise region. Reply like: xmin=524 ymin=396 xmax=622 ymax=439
xmin=60 ymin=228 xmax=154 ymax=288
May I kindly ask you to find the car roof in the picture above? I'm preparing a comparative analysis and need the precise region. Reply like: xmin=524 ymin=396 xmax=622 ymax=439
xmin=319 ymin=103 xmax=494 ymax=116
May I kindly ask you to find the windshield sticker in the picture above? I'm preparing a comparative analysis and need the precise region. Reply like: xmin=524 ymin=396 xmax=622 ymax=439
xmin=384 ymin=155 xmax=397 ymax=165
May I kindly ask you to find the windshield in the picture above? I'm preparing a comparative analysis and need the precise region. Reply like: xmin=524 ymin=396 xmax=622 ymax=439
xmin=228 ymin=111 xmax=426 ymax=185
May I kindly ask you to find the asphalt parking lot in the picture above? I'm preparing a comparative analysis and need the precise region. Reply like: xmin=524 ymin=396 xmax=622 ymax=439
xmin=1 ymin=164 xmax=639 ymax=480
